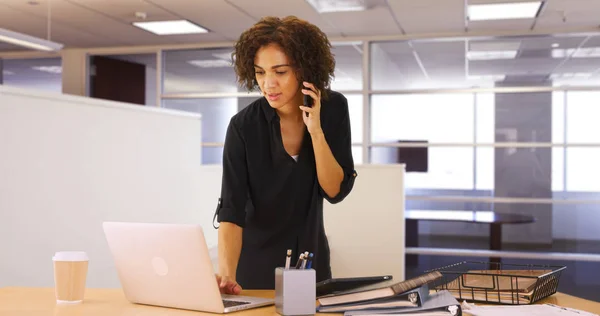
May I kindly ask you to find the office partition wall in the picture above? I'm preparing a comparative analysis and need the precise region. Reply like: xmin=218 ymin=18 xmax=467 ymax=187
xmin=0 ymin=86 xmax=203 ymax=288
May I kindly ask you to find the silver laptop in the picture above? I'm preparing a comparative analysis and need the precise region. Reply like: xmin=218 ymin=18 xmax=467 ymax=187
xmin=102 ymin=221 xmax=274 ymax=313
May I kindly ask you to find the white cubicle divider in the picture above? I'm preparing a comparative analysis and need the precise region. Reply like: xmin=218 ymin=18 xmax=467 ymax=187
xmin=195 ymin=164 xmax=407 ymax=280
xmin=0 ymin=86 xmax=210 ymax=288
xmin=324 ymin=164 xmax=406 ymax=282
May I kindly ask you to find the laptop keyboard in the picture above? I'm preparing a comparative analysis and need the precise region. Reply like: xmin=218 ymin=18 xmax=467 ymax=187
xmin=223 ymin=299 xmax=251 ymax=308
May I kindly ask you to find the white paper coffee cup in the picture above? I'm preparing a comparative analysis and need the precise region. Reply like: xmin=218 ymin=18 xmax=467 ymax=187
xmin=53 ymin=251 xmax=89 ymax=304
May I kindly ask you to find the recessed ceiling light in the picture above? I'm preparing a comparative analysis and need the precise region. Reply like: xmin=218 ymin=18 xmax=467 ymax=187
xmin=552 ymin=47 xmax=600 ymax=58
xmin=549 ymin=73 xmax=592 ymax=79
xmin=32 ymin=66 xmax=62 ymax=74
xmin=306 ymin=0 xmax=367 ymax=13
xmin=552 ymin=43 xmax=560 ymax=48
xmin=469 ymin=41 xmax=521 ymax=52
xmin=188 ymin=59 xmax=232 ymax=68
xmin=212 ymin=52 xmax=234 ymax=61
xmin=133 ymin=20 xmax=208 ymax=35
xmin=467 ymin=75 xmax=506 ymax=81
xmin=468 ymin=1 xmax=542 ymax=21
xmin=467 ymin=50 xmax=518 ymax=60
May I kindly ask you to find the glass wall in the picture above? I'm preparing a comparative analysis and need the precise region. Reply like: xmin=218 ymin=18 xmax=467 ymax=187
xmin=160 ymin=43 xmax=366 ymax=165
xmin=162 ymin=98 xmax=239 ymax=164
xmin=2 ymin=57 xmax=62 ymax=92
xmin=163 ymin=48 xmax=238 ymax=94
xmin=365 ymin=34 xmax=600 ymax=302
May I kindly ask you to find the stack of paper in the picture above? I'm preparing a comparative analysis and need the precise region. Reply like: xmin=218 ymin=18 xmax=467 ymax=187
xmin=436 ymin=269 xmax=556 ymax=304
xmin=465 ymin=303 xmax=598 ymax=316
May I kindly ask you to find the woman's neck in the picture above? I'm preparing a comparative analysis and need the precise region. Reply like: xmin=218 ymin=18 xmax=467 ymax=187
xmin=276 ymin=93 xmax=304 ymax=123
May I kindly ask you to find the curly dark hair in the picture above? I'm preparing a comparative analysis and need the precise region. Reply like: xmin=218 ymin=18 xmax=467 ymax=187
xmin=232 ymin=16 xmax=335 ymax=99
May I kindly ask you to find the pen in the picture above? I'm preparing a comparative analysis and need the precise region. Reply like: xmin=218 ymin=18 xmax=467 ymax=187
xmin=284 ymin=249 xmax=292 ymax=269
xmin=300 ymin=256 xmax=307 ymax=269
xmin=294 ymin=253 xmax=305 ymax=269
xmin=306 ymin=253 xmax=313 ymax=269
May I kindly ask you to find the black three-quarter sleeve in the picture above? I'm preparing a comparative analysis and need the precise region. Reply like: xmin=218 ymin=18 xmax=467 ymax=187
xmin=321 ymin=94 xmax=357 ymax=204
xmin=217 ymin=117 xmax=248 ymax=228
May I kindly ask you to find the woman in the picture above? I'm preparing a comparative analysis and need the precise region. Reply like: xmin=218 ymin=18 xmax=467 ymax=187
xmin=214 ymin=16 xmax=357 ymax=294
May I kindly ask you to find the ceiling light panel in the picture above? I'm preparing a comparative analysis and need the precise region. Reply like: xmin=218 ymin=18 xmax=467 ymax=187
xmin=467 ymin=74 xmax=507 ymax=81
xmin=469 ymin=41 xmax=522 ymax=52
xmin=468 ymin=1 xmax=542 ymax=21
xmin=133 ymin=20 xmax=208 ymax=35
xmin=188 ymin=59 xmax=232 ymax=68
xmin=552 ymin=47 xmax=600 ymax=58
xmin=467 ymin=50 xmax=518 ymax=60
xmin=32 ymin=66 xmax=62 ymax=74
xmin=306 ymin=0 xmax=367 ymax=13
xmin=212 ymin=52 xmax=234 ymax=61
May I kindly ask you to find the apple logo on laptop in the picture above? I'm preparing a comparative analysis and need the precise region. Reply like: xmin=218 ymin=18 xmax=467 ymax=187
xmin=151 ymin=257 xmax=169 ymax=276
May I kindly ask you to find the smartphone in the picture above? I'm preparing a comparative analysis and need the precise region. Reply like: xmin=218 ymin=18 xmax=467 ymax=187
xmin=303 ymin=94 xmax=314 ymax=107
xmin=302 ymin=76 xmax=315 ymax=108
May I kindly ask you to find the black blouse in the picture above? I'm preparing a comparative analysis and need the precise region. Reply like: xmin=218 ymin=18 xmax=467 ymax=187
xmin=215 ymin=90 xmax=357 ymax=289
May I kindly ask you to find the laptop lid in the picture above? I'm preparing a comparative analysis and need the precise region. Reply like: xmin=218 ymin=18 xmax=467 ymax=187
xmin=103 ymin=221 xmax=229 ymax=313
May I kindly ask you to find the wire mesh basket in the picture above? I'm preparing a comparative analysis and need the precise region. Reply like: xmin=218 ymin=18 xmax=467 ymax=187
xmin=426 ymin=261 xmax=566 ymax=305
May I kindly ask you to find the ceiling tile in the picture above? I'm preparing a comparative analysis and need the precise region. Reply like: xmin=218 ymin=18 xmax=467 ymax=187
xmin=468 ymin=58 xmax=563 ymax=76
xmin=226 ymin=0 xmax=342 ymax=37
xmin=581 ymin=35 xmax=600 ymax=48
xmin=69 ymin=0 xmax=228 ymax=45
xmin=534 ymin=0 xmax=600 ymax=29
xmin=0 ymin=0 xmax=219 ymax=48
xmin=145 ymin=0 xmax=257 ymax=40
xmin=1 ymin=0 xmax=599 ymax=53
xmin=68 ymin=0 xmax=177 ymax=23
xmin=0 ymin=1 xmax=118 ymax=47
xmin=322 ymin=5 xmax=402 ymax=36
xmin=387 ymin=0 xmax=465 ymax=34
xmin=467 ymin=19 xmax=534 ymax=32
xmin=556 ymin=57 xmax=600 ymax=73
xmin=518 ymin=35 xmax=588 ymax=50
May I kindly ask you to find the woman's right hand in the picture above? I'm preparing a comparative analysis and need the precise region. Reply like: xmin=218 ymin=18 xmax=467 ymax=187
xmin=215 ymin=274 xmax=242 ymax=295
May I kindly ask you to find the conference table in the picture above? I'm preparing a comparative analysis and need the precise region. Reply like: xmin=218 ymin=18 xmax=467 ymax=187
xmin=406 ymin=210 xmax=536 ymax=267
xmin=2 ymin=287 xmax=599 ymax=315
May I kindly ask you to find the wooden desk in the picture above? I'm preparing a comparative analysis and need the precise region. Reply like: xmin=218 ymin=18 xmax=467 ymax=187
xmin=1 ymin=287 xmax=599 ymax=316
xmin=406 ymin=210 xmax=536 ymax=266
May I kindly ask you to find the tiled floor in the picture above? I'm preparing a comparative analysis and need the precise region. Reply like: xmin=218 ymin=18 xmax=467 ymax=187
xmin=405 ymin=235 xmax=600 ymax=303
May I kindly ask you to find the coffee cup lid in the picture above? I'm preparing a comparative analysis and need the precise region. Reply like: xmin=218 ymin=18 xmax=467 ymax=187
xmin=53 ymin=251 xmax=89 ymax=262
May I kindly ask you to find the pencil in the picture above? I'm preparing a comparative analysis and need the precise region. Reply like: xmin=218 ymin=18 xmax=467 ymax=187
xmin=284 ymin=249 xmax=292 ymax=269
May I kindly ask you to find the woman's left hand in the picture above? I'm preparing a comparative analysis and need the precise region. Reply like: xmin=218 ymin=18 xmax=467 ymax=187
xmin=299 ymin=81 xmax=323 ymax=135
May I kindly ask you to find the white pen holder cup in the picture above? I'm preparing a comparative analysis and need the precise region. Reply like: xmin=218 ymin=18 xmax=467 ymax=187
xmin=275 ymin=267 xmax=316 ymax=316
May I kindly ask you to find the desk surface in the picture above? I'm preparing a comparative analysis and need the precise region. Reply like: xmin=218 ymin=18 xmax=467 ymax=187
xmin=1 ymin=287 xmax=599 ymax=316
xmin=406 ymin=210 xmax=536 ymax=224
